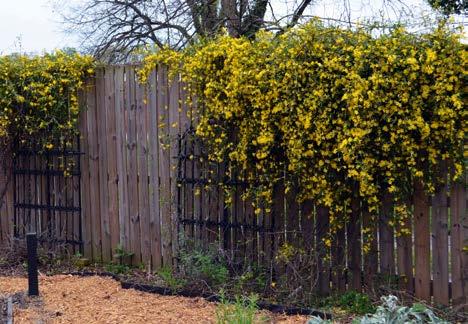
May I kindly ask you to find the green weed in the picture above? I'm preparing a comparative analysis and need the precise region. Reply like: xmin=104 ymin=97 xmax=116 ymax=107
xmin=157 ymin=266 xmax=186 ymax=289
xmin=216 ymin=293 xmax=263 ymax=324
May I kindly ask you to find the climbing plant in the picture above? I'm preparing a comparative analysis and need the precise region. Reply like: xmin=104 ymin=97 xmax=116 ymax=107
xmin=0 ymin=51 xmax=94 ymax=153
xmin=140 ymin=20 xmax=466 ymax=236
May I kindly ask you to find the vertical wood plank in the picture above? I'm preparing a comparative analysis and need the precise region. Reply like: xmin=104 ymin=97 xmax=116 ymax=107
xmin=301 ymin=201 xmax=315 ymax=291
xmin=414 ymin=181 xmax=431 ymax=301
xmin=396 ymin=200 xmax=414 ymax=294
xmin=316 ymin=206 xmax=330 ymax=295
xmin=244 ymin=195 xmax=256 ymax=265
xmin=362 ymin=204 xmax=378 ymax=291
xmin=96 ymin=68 xmax=111 ymax=261
xmin=136 ymin=72 xmax=151 ymax=266
xmin=157 ymin=66 xmax=172 ymax=267
xmin=331 ymin=222 xmax=346 ymax=292
xmin=106 ymin=67 xmax=120 ymax=256
xmin=115 ymin=67 xmax=130 ymax=252
xmin=450 ymin=170 xmax=467 ymax=307
xmin=432 ymin=162 xmax=449 ymax=305
xmin=86 ymin=75 xmax=102 ymax=260
xmin=284 ymin=186 xmax=298 ymax=280
xmin=126 ymin=67 xmax=141 ymax=264
xmin=348 ymin=192 xmax=362 ymax=291
xmin=79 ymin=88 xmax=92 ymax=258
xmin=379 ymin=192 xmax=395 ymax=275
xmin=169 ymin=75 xmax=180 ymax=263
xmin=148 ymin=69 xmax=162 ymax=269
xmin=0 ymin=152 xmax=11 ymax=244
xmin=273 ymin=182 xmax=285 ymax=277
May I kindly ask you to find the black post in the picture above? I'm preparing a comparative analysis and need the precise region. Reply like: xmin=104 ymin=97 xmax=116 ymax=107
xmin=26 ymin=233 xmax=39 ymax=296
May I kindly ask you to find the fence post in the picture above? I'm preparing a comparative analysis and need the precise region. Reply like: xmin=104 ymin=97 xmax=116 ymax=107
xmin=27 ymin=233 xmax=39 ymax=296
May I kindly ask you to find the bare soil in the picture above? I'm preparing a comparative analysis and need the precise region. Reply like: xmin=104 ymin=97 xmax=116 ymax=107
xmin=0 ymin=275 xmax=308 ymax=323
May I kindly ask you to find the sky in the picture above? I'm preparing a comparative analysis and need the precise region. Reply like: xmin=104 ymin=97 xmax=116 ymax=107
xmin=0 ymin=0 xmax=77 ymax=54
xmin=0 ymin=0 xmax=463 ymax=55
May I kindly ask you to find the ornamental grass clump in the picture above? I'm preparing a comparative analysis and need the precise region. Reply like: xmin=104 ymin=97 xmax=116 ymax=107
xmin=140 ymin=20 xmax=466 ymax=238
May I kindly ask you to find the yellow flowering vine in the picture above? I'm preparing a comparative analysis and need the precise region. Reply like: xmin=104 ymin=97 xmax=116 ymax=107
xmin=0 ymin=51 xmax=94 ymax=153
xmin=140 ymin=21 xmax=466 ymax=233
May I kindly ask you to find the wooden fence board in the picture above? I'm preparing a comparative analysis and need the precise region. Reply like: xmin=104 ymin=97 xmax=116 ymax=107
xmin=106 ymin=67 xmax=120 ymax=256
xmin=332 ymin=220 xmax=346 ymax=292
xmin=85 ymin=76 xmax=102 ymax=260
xmin=316 ymin=206 xmax=330 ymax=295
xmin=414 ymin=181 xmax=431 ymax=301
xmin=157 ymin=66 xmax=172 ymax=267
xmin=348 ymin=193 xmax=362 ymax=291
xmin=0 ymin=152 xmax=11 ymax=244
xmin=79 ymin=93 xmax=92 ymax=257
xmin=273 ymin=182 xmax=285 ymax=277
xmin=126 ymin=67 xmax=141 ymax=265
xmin=96 ymin=68 xmax=111 ymax=261
xmin=169 ymin=75 xmax=181 ymax=262
xmin=147 ymin=69 xmax=162 ymax=269
xmin=115 ymin=67 xmax=130 ymax=251
xmin=379 ymin=193 xmax=395 ymax=275
xmin=432 ymin=163 xmax=449 ymax=305
xmin=137 ymin=73 xmax=151 ymax=266
xmin=450 ymin=173 xmax=467 ymax=307
xmin=362 ymin=204 xmax=378 ymax=291
xmin=396 ymin=200 xmax=413 ymax=294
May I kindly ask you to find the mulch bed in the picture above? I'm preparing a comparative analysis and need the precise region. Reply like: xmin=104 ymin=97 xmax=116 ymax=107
xmin=0 ymin=275 xmax=309 ymax=323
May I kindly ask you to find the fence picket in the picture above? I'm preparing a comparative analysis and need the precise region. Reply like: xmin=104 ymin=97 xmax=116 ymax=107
xmin=414 ymin=182 xmax=431 ymax=300
xmin=157 ymin=66 xmax=172 ymax=267
xmin=78 ymin=93 xmax=92 ymax=257
xmin=96 ymin=68 xmax=111 ymax=261
xmin=396 ymin=200 xmax=414 ymax=294
xmin=432 ymin=162 xmax=449 ymax=305
xmin=450 ymin=171 xmax=467 ymax=308
xmin=147 ymin=69 xmax=162 ymax=269
xmin=136 ymin=72 xmax=151 ymax=266
xmin=106 ymin=67 xmax=120 ymax=256
xmin=316 ymin=206 xmax=330 ymax=295
xmin=362 ymin=205 xmax=378 ymax=291
xmin=115 ymin=67 xmax=130 ymax=251
xmin=126 ymin=67 xmax=141 ymax=264
xmin=379 ymin=193 xmax=395 ymax=275
xmin=85 ymin=76 xmax=102 ymax=260
xmin=348 ymin=193 xmax=362 ymax=291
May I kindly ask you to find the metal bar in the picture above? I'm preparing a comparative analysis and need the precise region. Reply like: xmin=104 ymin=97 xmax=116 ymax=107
xmin=178 ymin=218 xmax=269 ymax=232
xmin=13 ymin=169 xmax=81 ymax=177
xmin=14 ymin=203 xmax=81 ymax=213
xmin=13 ymin=144 xmax=18 ymax=238
xmin=77 ymin=135 xmax=83 ymax=254
xmin=6 ymin=296 xmax=13 ymax=324
xmin=27 ymin=232 xmax=39 ymax=296
xmin=16 ymin=149 xmax=84 ymax=156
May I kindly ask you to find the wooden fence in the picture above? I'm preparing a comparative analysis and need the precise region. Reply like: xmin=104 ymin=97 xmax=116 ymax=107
xmin=0 ymin=65 xmax=466 ymax=307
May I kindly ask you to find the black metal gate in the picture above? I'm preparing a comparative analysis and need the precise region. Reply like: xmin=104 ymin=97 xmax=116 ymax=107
xmin=176 ymin=127 xmax=274 ymax=266
xmin=13 ymin=136 xmax=83 ymax=253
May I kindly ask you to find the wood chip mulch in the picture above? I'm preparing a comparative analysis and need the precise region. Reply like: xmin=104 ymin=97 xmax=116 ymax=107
xmin=0 ymin=275 xmax=308 ymax=323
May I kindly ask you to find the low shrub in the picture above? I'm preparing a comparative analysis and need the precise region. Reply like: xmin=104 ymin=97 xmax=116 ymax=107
xmin=308 ymin=295 xmax=449 ymax=324
xmin=216 ymin=293 xmax=262 ymax=324
xmin=157 ymin=266 xmax=186 ymax=290
xmin=178 ymin=241 xmax=229 ymax=287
